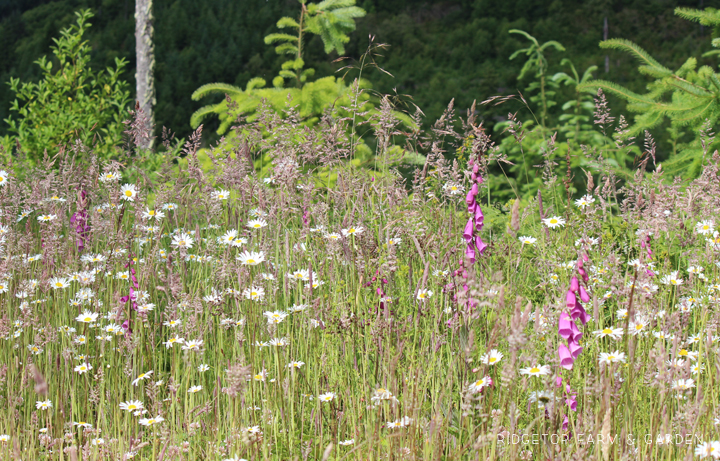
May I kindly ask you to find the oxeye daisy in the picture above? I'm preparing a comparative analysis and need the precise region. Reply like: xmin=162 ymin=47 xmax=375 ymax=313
xmin=593 ymin=326 xmax=623 ymax=340
xmin=35 ymin=400 xmax=52 ymax=410
xmin=218 ymin=229 xmax=238 ymax=245
xmin=574 ymin=194 xmax=595 ymax=209
xmin=74 ymin=363 xmax=92 ymax=374
xmin=660 ymin=271 xmax=683 ymax=286
xmin=287 ymin=361 xmax=305 ymax=369
xmin=243 ymin=286 xmax=265 ymax=301
xmin=287 ymin=269 xmax=310 ymax=281
xmin=75 ymin=311 xmax=98 ymax=323
xmin=236 ymin=251 xmax=265 ymax=266
xmin=17 ymin=209 xmax=33 ymax=221
xmin=139 ymin=415 xmax=164 ymax=426
xmin=672 ymin=378 xmax=695 ymax=391
xmin=695 ymin=441 xmax=720 ymax=458
xmin=119 ymin=400 xmax=144 ymax=412
xmin=264 ymin=310 xmax=288 ymax=324
xmin=416 ymin=289 xmax=433 ymax=301
xmin=37 ymin=214 xmax=57 ymax=222
xmin=132 ymin=370 xmax=153 ymax=386
xmin=468 ymin=376 xmax=492 ymax=393
xmin=171 ymin=233 xmax=194 ymax=250
xmin=318 ymin=392 xmax=336 ymax=402
xmin=598 ymin=350 xmax=626 ymax=364
xmin=198 ymin=364 xmax=210 ymax=372
xmin=0 ymin=170 xmax=9 ymax=186
xmin=696 ymin=220 xmax=715 ymax=235
xmin=120 ymin=184 xmax=138 ymax=201
xmin=480 ymin=349 xmax=503 ymax=365
xmin=519 ymin=365 xmax=551 ymax=377
xmin=182 ymin=339 xmax=204 ymax=351
xmin=247 ymin=219 xmax=268 ymax=229
xmin=162 ymin=336 xmax=184 ymax=349
xmin=99 ymin=171 xmax=120 ymax=183
xmin=341 ymin=226 xmax=364 ymax=237
xmin=142 ymin=208 xmax=165 ymax=221
xmin=519 ymin=236 xmax=537 ymax=246
xmin=49 ymin=277 xmax=69 ymax=289
xmin=542 ymin=216 xmax=566 ymax=229
xmin=188 ymin=385 xmax=203 ymax=393
xmin=212 ymin=189 xmax=230 ymax=200
xmin=325 ymin=232 xmax=342 ymax=241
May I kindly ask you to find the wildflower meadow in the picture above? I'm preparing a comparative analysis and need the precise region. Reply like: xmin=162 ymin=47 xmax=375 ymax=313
xmin=3 ymin=2 xmax=720 ymax=461
xmin=1 ymin=96 xmax=720 ymax=460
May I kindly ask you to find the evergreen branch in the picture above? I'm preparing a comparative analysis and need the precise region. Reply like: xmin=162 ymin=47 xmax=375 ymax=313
xmin=577 ymin=80 xmax=656 ymax=105
xmin=189 ymin=105 xmax=220 ymax=128
xmin=675 ymin=7 xmax=720 ymax=27
xmin=191 ymin=83 xmax=244 ymax=101
xmin=599 ymin=39 xmax=672 ymax=76
xmin=264 ymin=33 xmax=299 ymax=45
xmin=665 ymin=76 xmax=714 ymax=97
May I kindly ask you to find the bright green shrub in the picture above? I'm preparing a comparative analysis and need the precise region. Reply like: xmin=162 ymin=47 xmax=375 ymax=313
xmin=3 ymin=9 xmax=131 ymax=164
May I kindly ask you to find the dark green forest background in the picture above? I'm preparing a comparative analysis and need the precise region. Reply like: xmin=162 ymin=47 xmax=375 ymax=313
xmin=1 ymin=0 xmax=718 ymax=145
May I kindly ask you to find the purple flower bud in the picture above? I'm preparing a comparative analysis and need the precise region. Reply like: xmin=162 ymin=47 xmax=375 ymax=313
xmin=565 ymin=290 xmax=577 ymax=309
xmin=570 ymin=276 xmax=579 ymax=292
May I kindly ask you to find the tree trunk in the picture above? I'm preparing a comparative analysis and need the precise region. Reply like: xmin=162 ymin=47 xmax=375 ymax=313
xmin=135 ymin=0 xmax=155 ymax=148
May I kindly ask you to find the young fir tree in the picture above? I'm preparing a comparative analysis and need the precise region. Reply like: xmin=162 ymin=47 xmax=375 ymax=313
xmin=190 ymin=0 xmax=367 ymax=135
xmin=578 ymin=7 xmax=720 ymax=178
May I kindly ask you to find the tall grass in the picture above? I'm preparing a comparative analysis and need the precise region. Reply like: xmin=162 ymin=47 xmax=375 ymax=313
xmin=1 ymin=99 xmax=720 ymax=461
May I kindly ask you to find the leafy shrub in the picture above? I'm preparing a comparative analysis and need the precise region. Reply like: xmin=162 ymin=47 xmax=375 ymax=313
xmin=3 ymin=9 xmax=131 ymax=164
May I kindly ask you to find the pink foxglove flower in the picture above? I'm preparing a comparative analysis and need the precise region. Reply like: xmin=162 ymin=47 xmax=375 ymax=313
xmin=557 ymin=262 xmax=591 ymax=370
xmin=462 ymin=163 xmax=487 ymax=264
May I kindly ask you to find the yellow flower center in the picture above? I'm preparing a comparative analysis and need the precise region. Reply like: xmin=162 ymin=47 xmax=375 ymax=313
xmin=602 ymin=328 xmax=612 ymax=334
xmin=125 ymin=190 xmax=133 ymax=197
xmin=530 ymin=367 xmax=540 ymax=373
xmin=247 ymin=259 xmax=255 ymax=264
xmin=489 ymin=357 xmax=497 ymax=363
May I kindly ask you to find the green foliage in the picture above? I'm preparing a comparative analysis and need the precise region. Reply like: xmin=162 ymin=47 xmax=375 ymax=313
xmin=508 ymin=29 xmax=565 ymax=130
xmin=191 ymin=76 xmax=372 ymax=135
xmin=578 ymin=7 xmax=720 ymax=178
xmin=3 ymin=10 xmax=130 ymax=163
xmin=491 ymin=31 xmax=624 ymax=204
xmin=191 ymin=0 xmax=368 ymax=135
